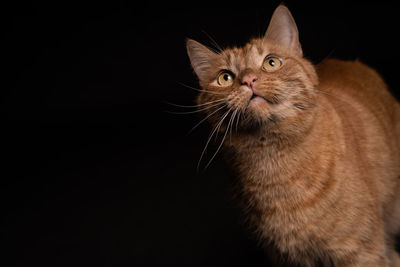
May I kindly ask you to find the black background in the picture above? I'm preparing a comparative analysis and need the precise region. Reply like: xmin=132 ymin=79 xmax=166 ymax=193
xmin=3 ymin=1 xmax=400 ymax=266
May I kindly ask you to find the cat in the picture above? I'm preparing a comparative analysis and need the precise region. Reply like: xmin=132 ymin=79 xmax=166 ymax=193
xmin=186 ymin=5 xmax=400 ymax=267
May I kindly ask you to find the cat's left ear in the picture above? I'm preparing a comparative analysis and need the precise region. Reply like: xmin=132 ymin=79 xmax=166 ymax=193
xmin=264 ymin=5 xmax=303 ymax=57
xmin=186 ymin=39 xmax=218 ymax=81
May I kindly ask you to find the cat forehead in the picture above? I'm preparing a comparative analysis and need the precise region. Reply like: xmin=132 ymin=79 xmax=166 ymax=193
xmin=223 ymin=41 xmax=268 ymax=73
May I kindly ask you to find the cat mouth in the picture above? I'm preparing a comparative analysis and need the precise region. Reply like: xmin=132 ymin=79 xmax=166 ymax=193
xmin=249 ymin=93 xmax=273 ymax=105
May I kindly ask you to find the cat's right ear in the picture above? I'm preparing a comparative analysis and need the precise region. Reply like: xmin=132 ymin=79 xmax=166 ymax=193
xmin=186 ymin=39 xmax=217 ymax=81
xmin=264 ymin=5 xmax=303 ymax=57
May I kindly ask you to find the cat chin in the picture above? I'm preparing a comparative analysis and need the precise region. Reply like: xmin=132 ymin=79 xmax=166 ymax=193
xmin=248 ymin=96 xmax=270 ymax=109
xmin=246 ymin=97 xmax=272 ymax=119
xmin=239 ymin=103 xmax=277 ymax=131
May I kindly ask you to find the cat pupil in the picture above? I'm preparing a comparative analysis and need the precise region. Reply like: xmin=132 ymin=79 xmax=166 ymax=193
xmin=224 ymin=74 xmax=229 ymax=81
xmin=269 ymin=59 xmax=275 ymax=66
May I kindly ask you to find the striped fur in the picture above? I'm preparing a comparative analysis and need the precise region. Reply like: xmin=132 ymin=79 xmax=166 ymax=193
xmin=186 ymin=5 xmax=400 ymax=266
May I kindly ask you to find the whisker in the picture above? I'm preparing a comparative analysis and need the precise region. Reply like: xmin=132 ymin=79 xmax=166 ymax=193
xmin=311 ymin=89 xmax=352 ymax=112
xmin=201 ymin=30 xmax=231 ymax=66
xmin=197 ymin=109 xmax=231 ymax=172
xmin=188 ymin=104 xmax=226 ymax=134
xmin=204 ymin=109 xmax=236 ymax=170
xmin=314 ymin=88 xmax=349 ymax=103
xmin=316 ymin=47 xmax=337 ymax=65
xmin=165 ymin=101 xmax=225 ymax=115
xmin=229 ymin=109 xmax=238 ymax=143
xmin=235 ymin=110 xmax=241 ymax=133
xmin=214 ymin=107 xmax=231 ymax=141
xmin=295 ymin=96 xmax=331 ymax=113
xmin=165 ymin=98 xmax=225 ymax=108
xmin=201 ymin=30 xmax=224 ymax=54
xmin=177 ymin=82 xmax=228 ymax=95
xmin=213 ymin=107 xmax=232 ymax=141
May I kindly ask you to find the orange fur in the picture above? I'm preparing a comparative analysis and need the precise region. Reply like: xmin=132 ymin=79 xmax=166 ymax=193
xmin=186 ymin=5 xmax=400 ymax=266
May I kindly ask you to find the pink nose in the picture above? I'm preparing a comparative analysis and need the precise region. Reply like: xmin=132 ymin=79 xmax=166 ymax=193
xmin=241 ymin=74 xmax=258 ymax=89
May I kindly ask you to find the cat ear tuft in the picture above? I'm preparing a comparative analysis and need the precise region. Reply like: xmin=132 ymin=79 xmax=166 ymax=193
xmin=264 ymin=5 xmax=303 ymax=57
xmin=186 ymin=39 xmax=217 ymax=81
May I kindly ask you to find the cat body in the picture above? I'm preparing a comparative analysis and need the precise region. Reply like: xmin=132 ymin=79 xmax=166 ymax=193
xmin=186 ymin=5 xmax=400 ymax=266
xmin=227 ymin=59 xmax=400 ymax=266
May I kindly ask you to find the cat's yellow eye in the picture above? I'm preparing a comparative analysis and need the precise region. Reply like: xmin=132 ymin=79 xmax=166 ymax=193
xmin=217 ymin=71 xmax=234 ymax=86
xmin=262 ymin=55 xmax=282 ymax=72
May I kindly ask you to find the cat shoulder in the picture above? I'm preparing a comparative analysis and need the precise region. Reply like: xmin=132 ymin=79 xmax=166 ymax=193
xmin=316 ymin=58 xmax=385 ymax=87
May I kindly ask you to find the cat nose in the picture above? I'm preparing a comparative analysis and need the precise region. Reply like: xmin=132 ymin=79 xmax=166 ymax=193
xmin=241 ymin=74 xmax=258 ymax=90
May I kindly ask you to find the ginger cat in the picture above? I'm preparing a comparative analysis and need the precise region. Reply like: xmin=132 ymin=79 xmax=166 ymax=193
xmin=186 ymin=5 xmax=400 ymax=267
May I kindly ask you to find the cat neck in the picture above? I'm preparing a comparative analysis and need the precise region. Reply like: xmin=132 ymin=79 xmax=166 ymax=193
xmin=224 ymin=95 xmax=342 ymax=186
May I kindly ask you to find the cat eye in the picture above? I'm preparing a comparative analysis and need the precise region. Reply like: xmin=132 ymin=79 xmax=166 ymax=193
xmin=262 ymin=55 xmax=283 ymax=72
xmin=217 ymin=71 xmax=234 ymax=86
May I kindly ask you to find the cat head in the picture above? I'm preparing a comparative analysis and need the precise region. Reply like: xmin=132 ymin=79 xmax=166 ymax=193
xmin=186 ymin=5 xmax=318 ymax=139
